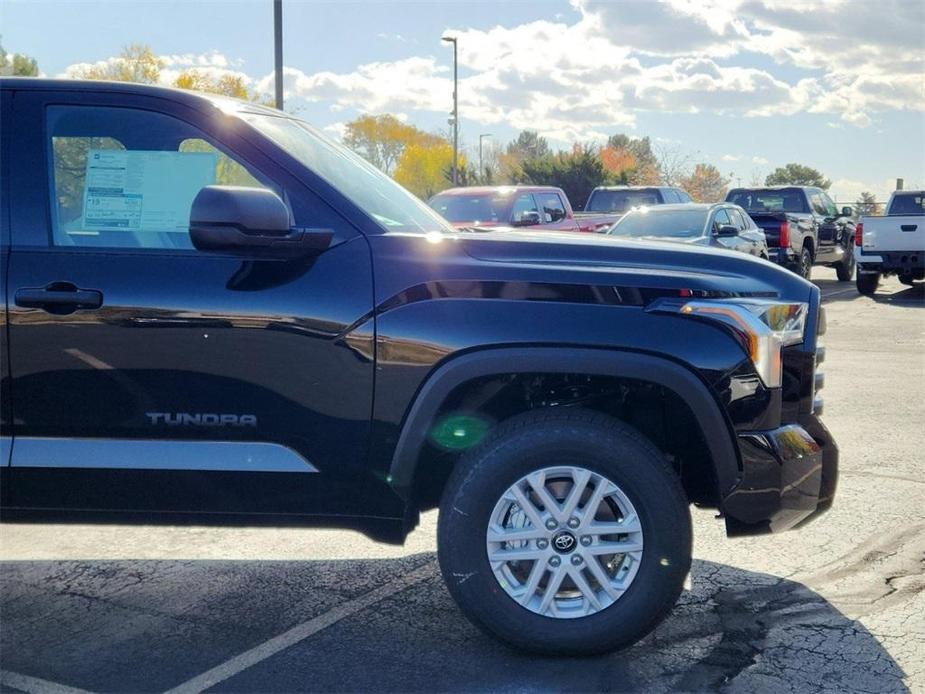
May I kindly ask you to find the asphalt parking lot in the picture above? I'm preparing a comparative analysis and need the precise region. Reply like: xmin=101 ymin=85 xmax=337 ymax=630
xmin=1 ymin=268 xmax=923 ymax=694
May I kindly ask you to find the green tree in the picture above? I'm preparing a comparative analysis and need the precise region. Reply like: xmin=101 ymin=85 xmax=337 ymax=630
xmin=680 ymin=163 xmax=730 ymax=202
xmin=521 ymin=144 xmax=610 ymax=210
xmin=855 ymin=191 xmax=882 ymax=216
xmin=507 ymin=130 xmax=550 ymax=161
xmin=0 ymin=40 xmax=39 ymax=76
xmin=343 ymin=114 xmax=442 ymax=175
xmin=765 ymin=163 xmax=831 ymax=189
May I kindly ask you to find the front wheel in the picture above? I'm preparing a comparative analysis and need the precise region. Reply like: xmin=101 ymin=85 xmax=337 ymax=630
xmin=835 ymin=247 xmax=855 ymax=282
xmin=857 ymin=271 xmax=880 ymax=295
xmin=799 ymin=246 xmax=813 ymax=280
xmin=437 ymin=410 xmax=692 ymax=655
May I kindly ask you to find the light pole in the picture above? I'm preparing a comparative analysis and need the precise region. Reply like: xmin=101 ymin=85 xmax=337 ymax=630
xmin=273 ymin=0 xmax=283 ymax=110
xmin=442 ymin=36 xmax=458 ymax=185
xmin=479 ymin=133 xmax=492 ymax=183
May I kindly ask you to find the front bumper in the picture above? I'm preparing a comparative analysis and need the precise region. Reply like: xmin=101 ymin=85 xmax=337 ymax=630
xmin=814 ymin=243 xmax=845 ymax=264
xmin=722 ymin=415 xmax=838 ymax=536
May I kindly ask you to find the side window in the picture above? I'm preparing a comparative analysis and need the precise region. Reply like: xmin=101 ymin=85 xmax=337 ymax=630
xmin=677 ymin=189 xmax=692 ymax=203
xmin=536 ymin=192 xmax=567 ymax=223
xmin=510 ymin=193 xmax=539 ymax=224
xmin=821 ymin=192 xmax=838 ymax=217
xmin=809 ymin=193 xmax=828 ymax=216
xmin=47 ymin=105 xmax=276 ymax=250
xmin=665 ymin=190 xmax=681 ymax=203
xmin=712 ymin=208 xmax=731 ymax=232
xmin=728 ymin=209 xmax=748 ymax=230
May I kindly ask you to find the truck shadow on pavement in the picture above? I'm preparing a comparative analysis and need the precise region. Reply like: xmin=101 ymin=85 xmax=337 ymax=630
xmin=0 ymin=554 xmax=908 ymax=693
xmin=815 ymin=277 xmax=925 ymax=307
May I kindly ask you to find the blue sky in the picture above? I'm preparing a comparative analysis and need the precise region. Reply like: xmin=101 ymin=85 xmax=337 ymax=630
xmin=4 ymin=0 xmax=924 ymax=201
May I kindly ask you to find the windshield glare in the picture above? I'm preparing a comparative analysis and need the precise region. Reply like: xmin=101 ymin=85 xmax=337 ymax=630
xmin=429 ymin=193 xmax=512 ymax=224
xmin=608 ymin=209 xmax=707 ymax=238
xmin=588 ymin=190 xmax=659 ymax=212
xmin=241 ymin=113 xmax=453 ymax=233
xmin=728 ymin=189 xmax=807 ymax=213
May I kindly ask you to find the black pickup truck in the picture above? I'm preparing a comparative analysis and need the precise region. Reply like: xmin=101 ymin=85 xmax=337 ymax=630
xmin=0 ymin=79 xmax=837 ymax=655
xmin=726 ymin=186 xmax=856 ymax=281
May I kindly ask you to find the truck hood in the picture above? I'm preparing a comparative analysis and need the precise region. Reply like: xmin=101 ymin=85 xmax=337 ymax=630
xmin=453 ymin=228 xmax=812 ymax=301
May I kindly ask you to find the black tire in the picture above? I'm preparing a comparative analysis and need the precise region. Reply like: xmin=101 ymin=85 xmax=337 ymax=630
xmin=857 ymin=271 xmax=880 ymax=295
xmin=835 ymin=247 xmax=855 ymax=282
xmin=799 ymin=246 xmax=813 ymax=280
xmin=437 ymin=409 xmax=692 ymax=655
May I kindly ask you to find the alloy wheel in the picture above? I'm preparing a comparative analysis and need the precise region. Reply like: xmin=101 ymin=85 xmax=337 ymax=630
xmin=485 ymin=465 xmax=644 ymax=619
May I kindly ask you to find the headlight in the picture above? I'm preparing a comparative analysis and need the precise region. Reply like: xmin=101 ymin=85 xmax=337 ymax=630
xmin=674 ymin=300 xmax=808 ymax=387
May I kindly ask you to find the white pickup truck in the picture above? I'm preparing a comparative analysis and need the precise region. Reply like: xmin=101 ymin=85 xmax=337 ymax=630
xmin=855 ymin=190 xmax=924 ymax=295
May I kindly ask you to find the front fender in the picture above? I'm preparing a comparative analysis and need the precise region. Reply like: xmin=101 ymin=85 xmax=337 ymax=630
xmin=386 ymin=347 xmax=742 ymax=503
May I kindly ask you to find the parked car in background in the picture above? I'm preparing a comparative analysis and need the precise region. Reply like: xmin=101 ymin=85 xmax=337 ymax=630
xmin=428 ymin=186 xmax=618 ymax=232
xmin=855 ymin=190 xmax=925 ymax=295
xmin=585 ymin=186 xmax=693 ymax=214
xmin=606 ymin=203 xmax=769 ymax=258
xmin=725 ymin=186 xmax=855 ymax=281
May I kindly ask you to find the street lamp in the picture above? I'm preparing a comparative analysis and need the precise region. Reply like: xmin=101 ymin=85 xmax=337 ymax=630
xmin=442 ymin=35 xmax=458 ymax=185
xmin=479 ymin=133 xmax=492 ymax=183
xmin=273 ymin=0 xmax=284 ymax=110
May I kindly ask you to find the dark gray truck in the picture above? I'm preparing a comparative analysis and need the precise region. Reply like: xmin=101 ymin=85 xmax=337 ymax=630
xmin=726 ymin=186 xmax=856 ymax=281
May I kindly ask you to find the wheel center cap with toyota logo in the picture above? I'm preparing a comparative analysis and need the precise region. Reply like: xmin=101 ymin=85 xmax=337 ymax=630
xmin=552 ymin=530 xmax=577 ymax=554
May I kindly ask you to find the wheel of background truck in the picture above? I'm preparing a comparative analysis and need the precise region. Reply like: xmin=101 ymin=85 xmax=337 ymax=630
xmin=799 ymin=246 xmax=813 ymax=280
xmin=437 ymin=409 xmax=692 ymax=655
xmin=856 ymin=271 xmax=880 ymax=295
xmin=835 ymin=247 xmax=855 ymax=282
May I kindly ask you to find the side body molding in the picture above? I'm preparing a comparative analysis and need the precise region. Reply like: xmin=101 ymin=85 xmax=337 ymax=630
xmin=388 ymin=347 xmax=741 ymax=502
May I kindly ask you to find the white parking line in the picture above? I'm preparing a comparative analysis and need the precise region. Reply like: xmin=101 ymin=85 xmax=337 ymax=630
xmin=0 ymin=670 xmax=96 ymax=694
xmin=163 ymin=561 xmax=437 ymax=694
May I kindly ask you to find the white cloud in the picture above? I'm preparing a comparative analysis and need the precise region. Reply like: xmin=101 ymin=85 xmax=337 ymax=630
xmin=752 ymin=156 xmax=769 ymax=164
xmin=58 ymin=1 xmax=924 ymax=140
xmin=722 ymin=154 xmax=741 ymax=161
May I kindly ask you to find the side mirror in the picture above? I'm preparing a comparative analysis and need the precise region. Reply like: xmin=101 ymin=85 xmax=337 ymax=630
xmin=715 ymin=224 xmax=738 ymax=237
xmin=841 ymin=206 xmax=853 ymax=217
xmin=512 ymin=210 xmax=541 ymax=227
xmin=190 ymin=186 xmax=332 ymax=258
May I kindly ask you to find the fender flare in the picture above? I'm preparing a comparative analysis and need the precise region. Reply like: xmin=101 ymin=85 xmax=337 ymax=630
xmin=388 ymin=347 xmax=740 ymax=501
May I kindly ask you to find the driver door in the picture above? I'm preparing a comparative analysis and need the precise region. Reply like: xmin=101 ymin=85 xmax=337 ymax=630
xmin=4 ymin=88 xmax=379 ymax=519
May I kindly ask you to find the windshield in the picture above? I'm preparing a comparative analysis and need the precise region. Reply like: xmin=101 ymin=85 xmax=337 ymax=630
xmin=608 ymin=208 xmax=707 ymax=238
xmin=727 ymin=188 xmax=808 ymax=213
xmin=429 ymin=193 xmax=513 ymax=224
xmin=587 ymin=189 xmax=659 ymax=213
xmin=241 ymin=113 xmax=453 ymax=233
xmin=888 ymin=193 xmax=925 ymax=215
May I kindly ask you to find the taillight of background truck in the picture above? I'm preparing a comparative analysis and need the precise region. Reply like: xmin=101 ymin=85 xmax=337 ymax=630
xmin=855 ymin=222 xmax=863 ymax=246
xmin=779 ymin=221 xmax=790 ymax=248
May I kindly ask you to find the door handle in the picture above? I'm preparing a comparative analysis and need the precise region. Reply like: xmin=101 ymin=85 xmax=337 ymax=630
xmin=901 ymin=224 xmax=917 ymax=232
xmin=15 ymin=282 xmax=103 ymax=312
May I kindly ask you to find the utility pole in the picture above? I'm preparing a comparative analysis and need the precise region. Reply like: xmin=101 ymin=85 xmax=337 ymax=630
xmin=274 ymin=0 xmax=284 ymax=110
xmin=442 ymin=36 xmax=458 ymax=185
xmin=479 ymin=133 xmax=492 ymax=183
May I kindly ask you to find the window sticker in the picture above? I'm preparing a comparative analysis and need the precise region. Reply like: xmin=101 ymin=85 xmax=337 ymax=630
xmin=81 ymin=149 xmax=217 ymax=233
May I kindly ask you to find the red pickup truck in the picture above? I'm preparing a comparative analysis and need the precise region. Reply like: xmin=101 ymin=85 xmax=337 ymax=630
xmin=428 ymin=185 xmax=619 ymax=232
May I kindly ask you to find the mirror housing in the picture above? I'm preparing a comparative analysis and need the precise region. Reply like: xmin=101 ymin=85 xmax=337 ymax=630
xmin=190 ymin=186 xmax=332 ymax=258
xmin=512 ymin=210 xmax=541 ymax=227
xmin=715 ymin=224 xmax=739 ymax=237
xmin=841 ymin=206 xmax=853 ymax=217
